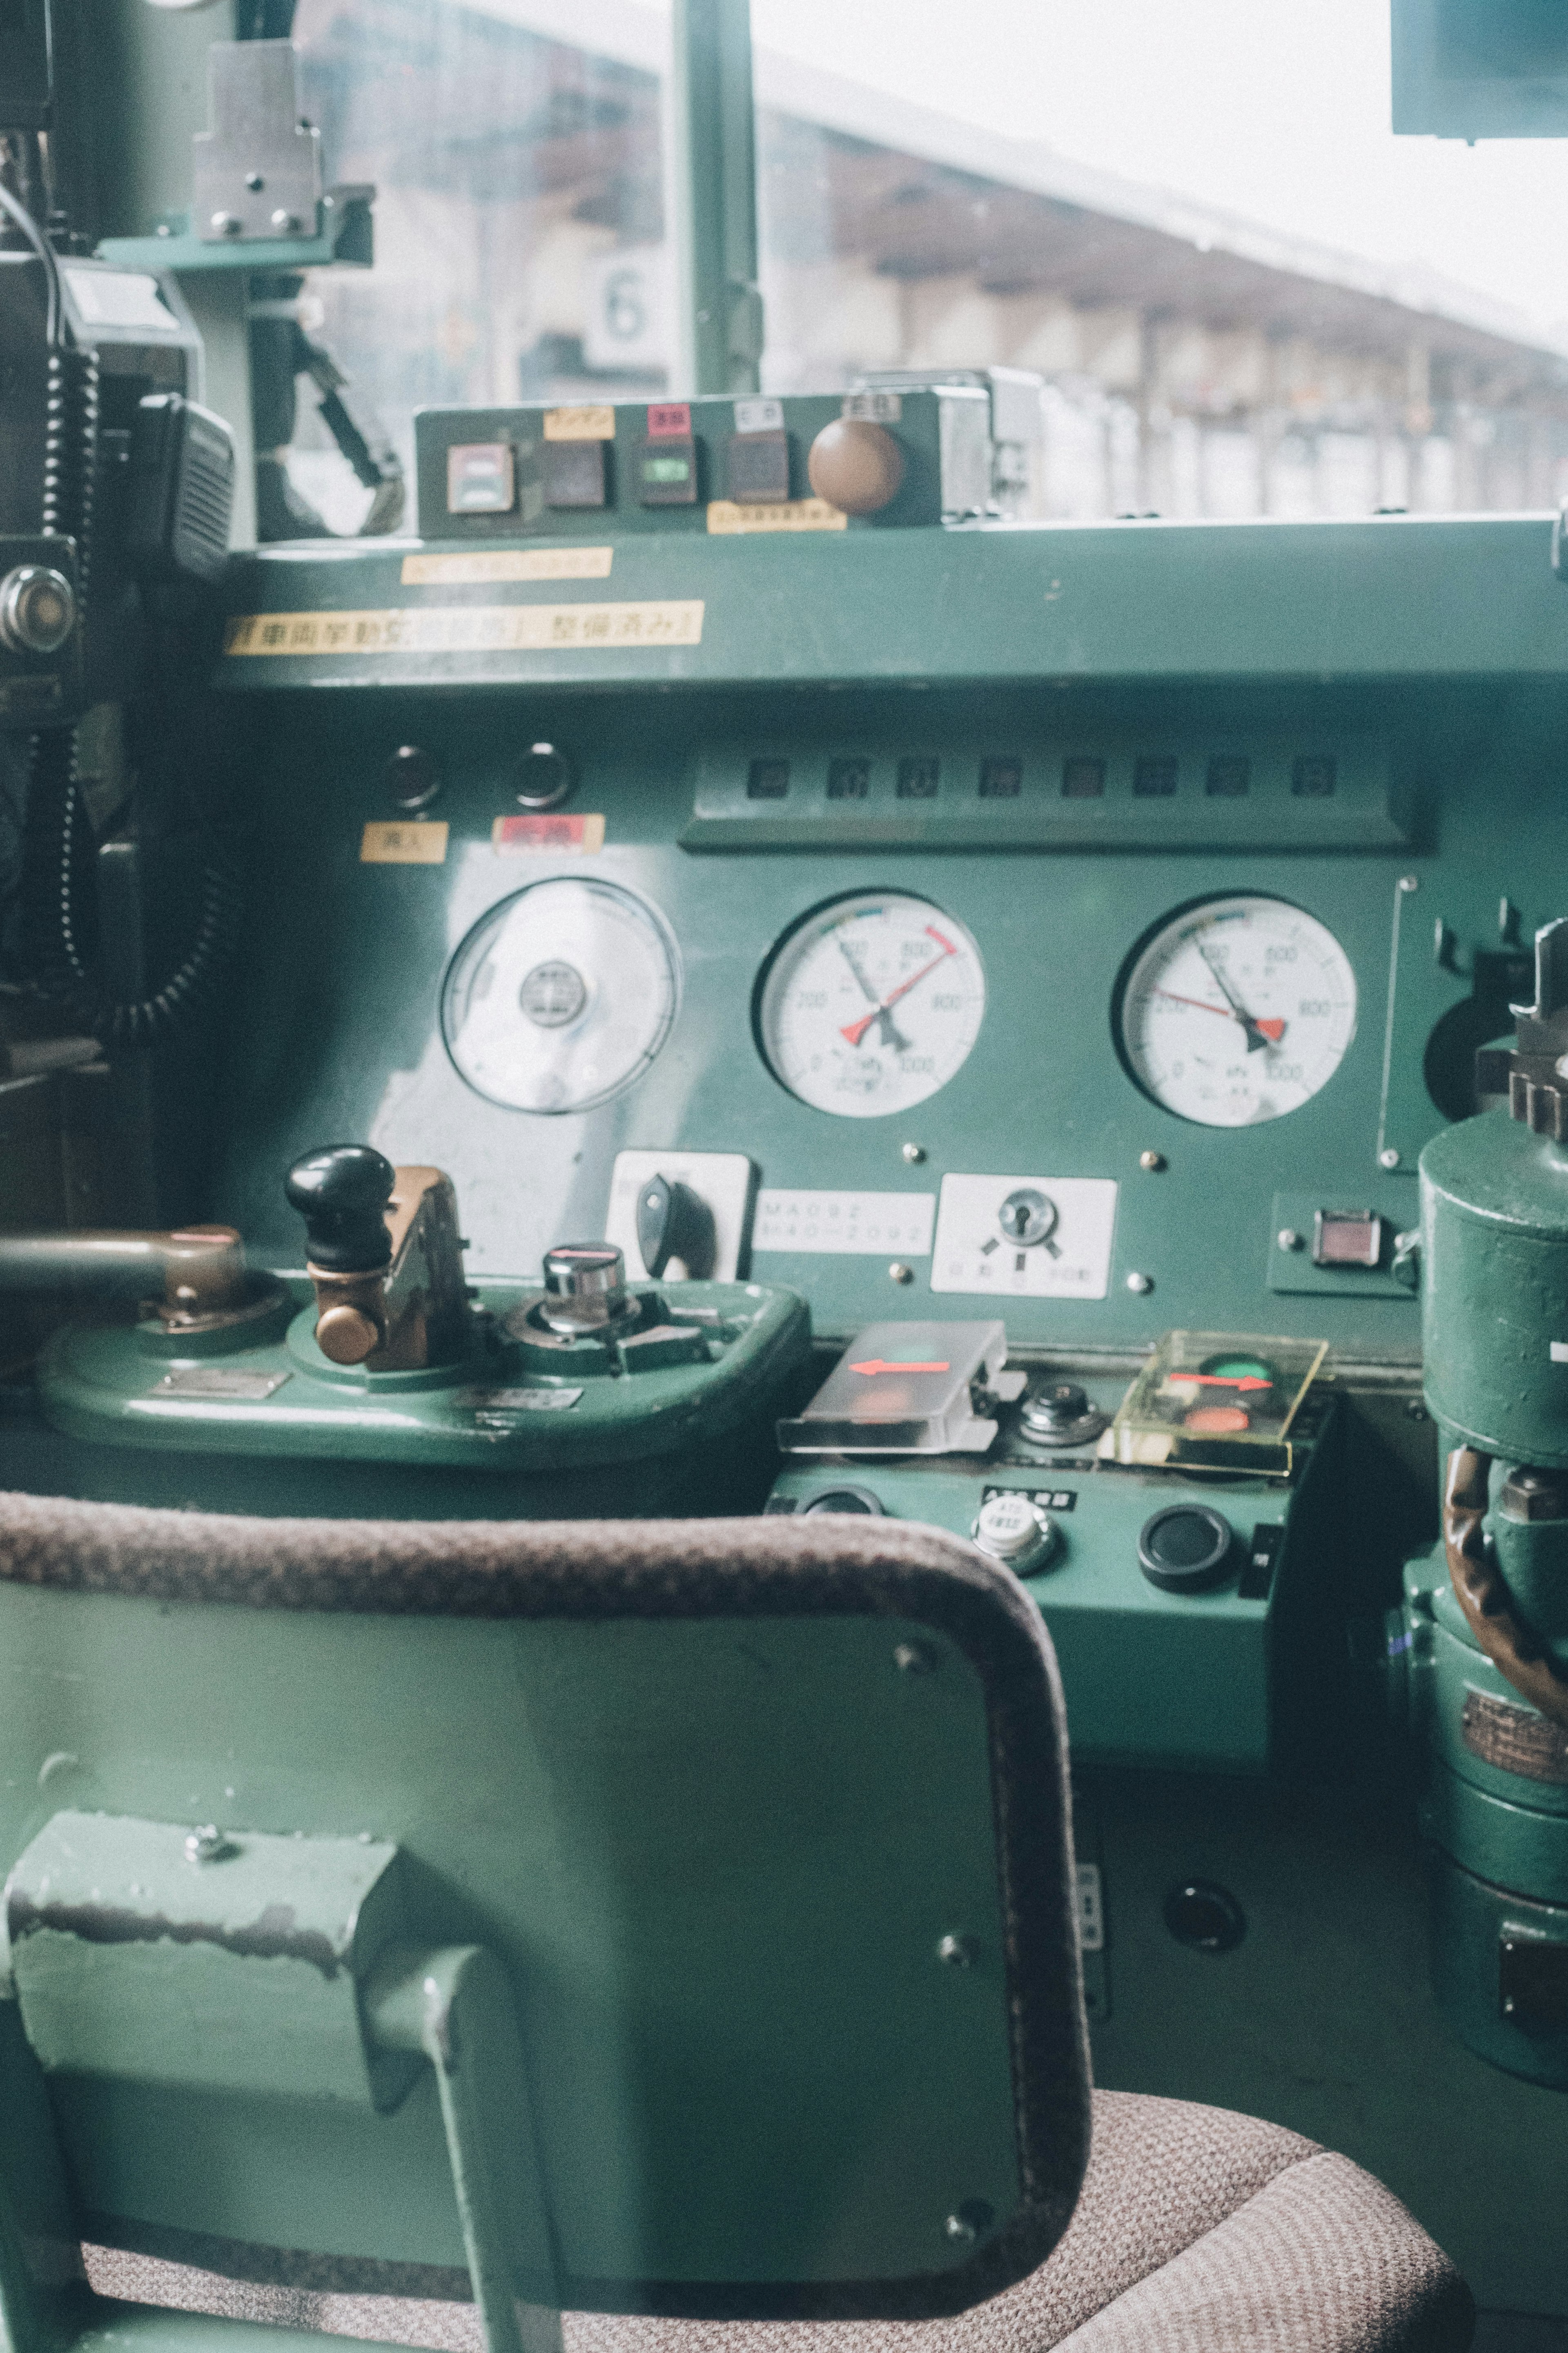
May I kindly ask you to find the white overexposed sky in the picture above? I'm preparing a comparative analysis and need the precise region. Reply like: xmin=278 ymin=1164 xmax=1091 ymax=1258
xmin=742 ymin=0 xmax=1568 ymax=338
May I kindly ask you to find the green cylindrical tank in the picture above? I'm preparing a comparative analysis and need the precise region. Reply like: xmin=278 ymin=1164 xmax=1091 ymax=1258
xmin=1421 ymin=1112 xmax=1568 ymax=1470
xmin=1405 ymin=919 xmax=1568 ymax=2088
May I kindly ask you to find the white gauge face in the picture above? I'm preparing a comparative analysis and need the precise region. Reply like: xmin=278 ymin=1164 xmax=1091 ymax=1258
xmin=757 ymin=892 xmax=986 ymax=1118
xmin=442 ymin=879 xmax=679 ymax=1114
xmin=1118 ymin=894 xmax=1356 ymax=1127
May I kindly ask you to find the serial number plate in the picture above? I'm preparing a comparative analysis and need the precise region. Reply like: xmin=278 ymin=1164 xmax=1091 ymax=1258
xmin=450 ymin=1387 xmax=583 ymax=1412
xmin=753 ymin=1189 xmax=935 ymax=1256
xmin=151 ymin=1367 xmax=292 ymax=1401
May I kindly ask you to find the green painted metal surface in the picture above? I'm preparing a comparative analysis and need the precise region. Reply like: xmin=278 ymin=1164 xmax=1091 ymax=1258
xmin=36 ymin=1278 xmax=809 ymax=1483
xmin=218 ymin=517 xmax=1568 ymax=694
xmin=0 ymin=1588 xmax=1020 ymax=2298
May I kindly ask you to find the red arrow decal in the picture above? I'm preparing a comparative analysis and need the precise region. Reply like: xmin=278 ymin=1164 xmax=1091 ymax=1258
xmin=850 ymin=1358 xmax=950 ymax=1376
xmin=1184 ymin=1373 xmax=1273 ymax=1391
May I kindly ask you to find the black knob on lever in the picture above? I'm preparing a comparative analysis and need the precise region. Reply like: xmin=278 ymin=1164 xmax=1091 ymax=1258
xmin=635 ymin=1174 xmax=716 ymax=1280
xmin=285 ymin=1145 xmax=395 ymax=1272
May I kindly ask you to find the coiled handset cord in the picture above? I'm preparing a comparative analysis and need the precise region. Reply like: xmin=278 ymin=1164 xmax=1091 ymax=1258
xmin=1 ymin=175 xmax=240 ymax=1049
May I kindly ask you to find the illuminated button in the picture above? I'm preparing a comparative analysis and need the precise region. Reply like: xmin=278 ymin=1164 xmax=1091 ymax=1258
xmin=1138 ymin=1504 xmax=1234 ymax=1594
xmin=972 ymin=1491 xmax=1060 ymax=1574
xmin=638 ymin=436 xmax=698 ymax=506
xmin=446 ymin=442 xmax=514 ymax=514
xmin=543 ymin=438 xmax=608 ymax=509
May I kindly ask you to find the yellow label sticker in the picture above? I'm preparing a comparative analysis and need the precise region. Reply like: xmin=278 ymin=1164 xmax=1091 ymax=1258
xmin=399 ymin=548 xmax=612 ymax=585
xmin=224 ymin=601 xmax=704 ymax=656
xmin=492 ymin=812 xmax=606 ymax=854
xmin=706 ymin=497 xmax=848 ymax=535
xmin=361 ymin=821 xmax=448 ymax=865
xmin=544 ymin=405 xmax=616 ymax=441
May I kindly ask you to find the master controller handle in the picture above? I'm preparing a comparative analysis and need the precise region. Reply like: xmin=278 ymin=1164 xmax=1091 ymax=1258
xmin=285 ymin=1145 xmax=395 ymax=1273
xmin=286 ymin=1144 xmax=470 ymax=1370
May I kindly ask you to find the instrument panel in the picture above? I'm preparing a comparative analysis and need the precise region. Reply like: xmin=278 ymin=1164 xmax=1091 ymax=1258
xmin=216 ymin=678 xmax=1450 ymax=1356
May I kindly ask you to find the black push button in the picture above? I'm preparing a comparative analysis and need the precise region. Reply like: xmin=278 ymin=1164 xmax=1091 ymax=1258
xmin=1138 ymin=1503 xmax=1234 ymax=1593
xmin=727 ymin=430 xmax=790 ymax=502
xmin=1164 ymin=1880 xmax=1246 ymax=1952
xmin=543 ymin=438 xmax=608 ymax=509
xmin=802 ymin=1486 xmax=883 ymax=1515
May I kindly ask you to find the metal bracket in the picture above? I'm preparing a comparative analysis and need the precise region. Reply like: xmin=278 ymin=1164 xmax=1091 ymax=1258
xmin=363 ymin=1946 xmax=562 ymax=2353
xmin=192 ymin=41 xmax=322 ymax=244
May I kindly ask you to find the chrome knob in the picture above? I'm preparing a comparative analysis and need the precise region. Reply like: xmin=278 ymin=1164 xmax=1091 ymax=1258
xmin=0 ymin=564 xmax=76 ymax=656
xmin=972 ymin=1492 xmax=1060 ymax=1575
xmin=541 ymin=1241 xmax=628 ymax=1334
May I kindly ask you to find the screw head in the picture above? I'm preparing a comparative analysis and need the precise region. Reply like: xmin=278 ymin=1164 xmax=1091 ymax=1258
xmin=1379 ymin=1147 xmax=1401 ymax=1169
xmin=245 ymin=171 xmax=265 ymax=192
xmin=1399 ymin=875 xmax=1419 ymax=894
xmin=1125 ymin=1271 xmax=1154 ymax=1295
xmin=1405 ymin=1399 xmax=1429 ymax=1422
xmin=1277 ymin=1227 xmax=1303 ymax=1252
xmin=889 ymin=1261 xmax=914 ymax=1285
xmin=210 ymin=211 xmax=241 ymax=236
xmin=893 ymin=1640 xmax=935 ymax=1674
xmin=185 ymin=1824 xmax=232 ymax=1865
xmin=902 ymin=1141 xmax=926 ymax=1164
xmin=1139 ymin=1150 xmax=1166 ymax=1172
xmin=271 ymin=209 xmax=302 ymax=233
xmin=937 ymin=1933 xmax=978 ymax=1969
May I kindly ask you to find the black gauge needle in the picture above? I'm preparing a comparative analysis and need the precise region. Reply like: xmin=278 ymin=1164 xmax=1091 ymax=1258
xmin=836 ymin=935 xmax=912 ymax=1054
xmin=1196 ymin=946 xmax=1285 ymax=1055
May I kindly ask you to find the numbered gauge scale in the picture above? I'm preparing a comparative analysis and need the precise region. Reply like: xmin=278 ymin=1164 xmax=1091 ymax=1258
xmin=1116 ymin=894 xmax=1356 ymax=1126
xmin=442 ymin=878 xmax=680 ymax=1113
xmin=756 ymin=892 xmax=985 ymax=1118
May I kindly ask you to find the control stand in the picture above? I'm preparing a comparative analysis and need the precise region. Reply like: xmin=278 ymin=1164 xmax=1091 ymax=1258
xmin=26 ymin=1142 xmax=811 ymax=1521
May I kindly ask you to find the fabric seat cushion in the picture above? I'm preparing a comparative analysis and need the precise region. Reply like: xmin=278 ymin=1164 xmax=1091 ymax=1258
xmin=84 ymin=2090 xmax=1472 ymax=2353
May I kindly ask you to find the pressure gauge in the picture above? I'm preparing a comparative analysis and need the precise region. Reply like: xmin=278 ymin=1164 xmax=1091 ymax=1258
xmin=1116 ymin=894 xmax=1356 ymax=1127
xmin=441 ymin=878 xmax=679 ymax=1114
xmin=757 ymin=892 xmax=985 ymax=1118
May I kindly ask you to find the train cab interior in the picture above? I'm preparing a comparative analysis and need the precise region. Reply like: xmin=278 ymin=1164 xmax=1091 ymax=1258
xmin=4 ymin=2 xmax=1568 ymax=2349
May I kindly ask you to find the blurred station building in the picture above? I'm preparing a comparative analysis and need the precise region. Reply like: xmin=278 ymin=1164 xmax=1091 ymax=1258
xmin=287 ymin=0 xmax=1568 ymax=525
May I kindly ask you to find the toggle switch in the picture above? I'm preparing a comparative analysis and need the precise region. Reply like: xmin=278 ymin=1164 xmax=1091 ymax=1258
xmin=636 ymin=1174 xmax=717 ymax=1280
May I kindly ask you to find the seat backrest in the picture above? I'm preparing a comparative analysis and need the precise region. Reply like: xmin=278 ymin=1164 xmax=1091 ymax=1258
xmin=0 ymin=1494 xmax=1090 ymax=2353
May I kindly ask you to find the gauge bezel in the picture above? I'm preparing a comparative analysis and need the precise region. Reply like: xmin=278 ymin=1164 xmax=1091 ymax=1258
xmin=1110 ymin=890 xmax=1357 ymax=1128
xmin=441 ymin=876 xmax=682 ymax=1116
xmin=751 ymin=886 xmax=986 ymax=1119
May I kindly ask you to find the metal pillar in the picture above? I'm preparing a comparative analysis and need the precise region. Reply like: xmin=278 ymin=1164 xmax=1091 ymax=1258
xmin=665 ymin=0 xmax=763 ymax=397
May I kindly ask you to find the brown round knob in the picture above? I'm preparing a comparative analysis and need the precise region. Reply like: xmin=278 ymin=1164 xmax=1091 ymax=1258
xmin=807 ymin=419 xmax=905 ymax=517
xmin=316 ymin=1303 xmax=383 ymax=1365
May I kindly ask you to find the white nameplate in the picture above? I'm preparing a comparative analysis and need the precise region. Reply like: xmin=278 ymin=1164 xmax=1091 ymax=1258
xmin=753 ymin=1189 xmax=934 ymax=1256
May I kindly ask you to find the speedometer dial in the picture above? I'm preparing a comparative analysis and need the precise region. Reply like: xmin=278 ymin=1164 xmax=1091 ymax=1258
xmin=442 ymin=878 xmax=679 ymax=1114
xmin=1117 ymin=894 xmax=1356 ymax=1126
xmin=757 ymin=892 xmax=985 ymax=1118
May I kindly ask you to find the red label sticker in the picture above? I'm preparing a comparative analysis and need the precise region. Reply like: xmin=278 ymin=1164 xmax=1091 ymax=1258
xmin=492 ymin=812 xmax=606 ymax=854
xmin=646 ymin=402 xmax=692 ymax=438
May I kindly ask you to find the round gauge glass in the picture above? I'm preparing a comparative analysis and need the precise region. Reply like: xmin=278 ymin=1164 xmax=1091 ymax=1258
xmin=1117 ymin=894 xmax=1356 ymax=1126
xmin=757 ymin=892 xmax=985 ymax=1118
xmin=441 ymin=878 xmax=679 ymax=1114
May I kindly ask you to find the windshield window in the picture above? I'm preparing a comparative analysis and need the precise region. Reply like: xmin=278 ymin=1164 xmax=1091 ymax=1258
xmin=284 ymin=0 xmax=1568 ymax=529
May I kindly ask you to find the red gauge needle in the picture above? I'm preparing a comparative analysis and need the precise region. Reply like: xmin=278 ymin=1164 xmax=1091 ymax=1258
xmin=840 ymin=933 xmax=956 ymax=1048
xmin=1154 ymin=986 xmax=1286 ymax=1046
